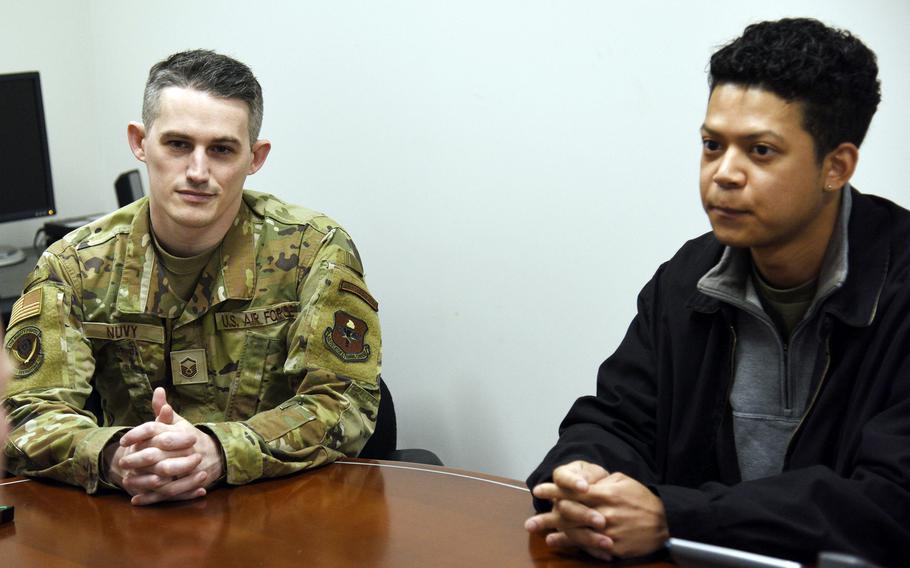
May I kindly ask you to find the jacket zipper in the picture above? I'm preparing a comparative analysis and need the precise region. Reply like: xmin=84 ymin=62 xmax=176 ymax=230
xmin=784 ymin=333 xmax=832 ymax=463
xmin=717 ymin=323 xmax=739 ymax=478
xmin=782 ymin=342 xmax=790 ymax=411
xmin=724 ymin=323 xmax=738 ymax=420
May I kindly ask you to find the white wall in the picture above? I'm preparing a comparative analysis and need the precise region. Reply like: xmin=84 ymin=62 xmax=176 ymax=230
xmin=3 ymin=1 xmax=908 ymax=480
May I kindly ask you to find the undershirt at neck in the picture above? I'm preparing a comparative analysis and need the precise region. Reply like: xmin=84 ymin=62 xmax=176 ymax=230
xmin=751 ymin=263 xmax=817 ymax=341
xmin=151 ymin=230 xmax=218 ymax=302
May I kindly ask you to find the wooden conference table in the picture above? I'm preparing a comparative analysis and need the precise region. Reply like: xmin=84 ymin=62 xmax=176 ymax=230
xmin=0 ymin=458 xmax=674 ymax=567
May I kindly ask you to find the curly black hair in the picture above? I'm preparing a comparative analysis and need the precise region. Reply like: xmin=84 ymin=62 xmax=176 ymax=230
xmin=709 ymin=18 xmax=881 ymax=162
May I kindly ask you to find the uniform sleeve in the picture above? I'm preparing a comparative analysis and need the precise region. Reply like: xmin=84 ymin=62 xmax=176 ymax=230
xmin=655 ymin=339 xmax=910 ymax=565
xmin=201 ymin=227 xmax=381 ymax=484
xmin=2 ymin=250 xmax=127 ymax=493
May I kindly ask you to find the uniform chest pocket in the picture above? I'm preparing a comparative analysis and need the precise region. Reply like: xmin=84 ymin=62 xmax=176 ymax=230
xmin=84 ymin=320 xmax=167 ymax=424
xmin=92 ymin=339 xmax=166 ymax=424
xmin=224 ymin=332 xmax=288 ymax=421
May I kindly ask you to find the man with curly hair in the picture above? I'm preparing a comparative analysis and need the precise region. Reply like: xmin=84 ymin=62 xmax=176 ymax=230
xmin=526 ymin=18 xmax=908 ymax=565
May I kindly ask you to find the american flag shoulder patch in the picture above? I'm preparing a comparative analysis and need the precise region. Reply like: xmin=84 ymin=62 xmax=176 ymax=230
xmin=7 ymin=288 xmax=43 ymax=330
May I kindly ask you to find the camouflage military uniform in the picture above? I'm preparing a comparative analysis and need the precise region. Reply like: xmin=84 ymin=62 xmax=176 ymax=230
xmin=2 ymin=191 xmax=381 ymax=493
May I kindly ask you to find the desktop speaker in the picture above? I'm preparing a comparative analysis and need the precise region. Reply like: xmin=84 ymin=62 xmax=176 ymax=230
xmin=115 ymin=169 xmax=144 ymax=208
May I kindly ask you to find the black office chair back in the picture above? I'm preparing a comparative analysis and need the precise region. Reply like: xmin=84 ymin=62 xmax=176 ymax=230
xmin=358 ymin=378 xmax=443 ymax=466
xmin=359 ymin=379 xmax=397 ymax=459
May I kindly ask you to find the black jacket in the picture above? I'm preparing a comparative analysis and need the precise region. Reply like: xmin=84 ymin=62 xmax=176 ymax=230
xmin=528 ymin=190 xmax=910 ymax=566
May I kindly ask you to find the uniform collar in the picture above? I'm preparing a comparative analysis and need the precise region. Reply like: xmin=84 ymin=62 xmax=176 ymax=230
xmin=208 ymin=199 xmax=258 ymax=303
xmin=820 ymin=187 xmax=888 ymax=327
xmin=117 ymin=199 xmax=258 ymax=318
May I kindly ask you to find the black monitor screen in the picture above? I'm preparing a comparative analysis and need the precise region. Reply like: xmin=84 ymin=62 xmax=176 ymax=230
xmin=0 ymin=71 xmax=55 ymax=222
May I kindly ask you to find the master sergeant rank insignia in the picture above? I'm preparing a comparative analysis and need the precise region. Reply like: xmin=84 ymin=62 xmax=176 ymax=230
xmin=324 ymin=310 xmax=371 ymax=363
xmin=169 ymin=349 xmax=208 ymax=385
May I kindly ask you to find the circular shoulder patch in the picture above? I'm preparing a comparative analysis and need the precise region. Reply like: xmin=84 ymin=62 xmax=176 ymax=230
xmin=6 ymin=326 xmax=44 ymax=378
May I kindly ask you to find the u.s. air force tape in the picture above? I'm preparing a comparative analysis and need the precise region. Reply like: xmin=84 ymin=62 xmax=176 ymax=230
xmin=215 ymin=302 xmax=300 ymax=330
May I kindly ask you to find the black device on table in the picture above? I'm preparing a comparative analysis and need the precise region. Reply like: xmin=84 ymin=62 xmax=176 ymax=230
xmin=668 ymin=538 xmax=882 ymax=568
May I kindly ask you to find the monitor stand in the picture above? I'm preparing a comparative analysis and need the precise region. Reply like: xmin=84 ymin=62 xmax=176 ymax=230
xmin=0 ymin=245 xmax=26 ymax=267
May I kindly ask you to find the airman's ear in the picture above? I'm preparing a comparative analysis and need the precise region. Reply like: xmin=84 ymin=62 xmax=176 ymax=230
xmin=822 ymin=142 xmax=859 ymax=193
xmin=127 ymin=122 xmax=147 ymax=162
xmin=248 ymin=139 xmax=272 ymax=175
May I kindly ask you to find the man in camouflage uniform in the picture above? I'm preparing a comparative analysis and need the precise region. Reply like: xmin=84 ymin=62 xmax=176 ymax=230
xmin=2 ymin=50 xmax=381 ymax=505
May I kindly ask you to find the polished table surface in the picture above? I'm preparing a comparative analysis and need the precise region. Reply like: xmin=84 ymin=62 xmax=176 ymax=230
xmin=0 ymin=458 xmax=674 ymax=567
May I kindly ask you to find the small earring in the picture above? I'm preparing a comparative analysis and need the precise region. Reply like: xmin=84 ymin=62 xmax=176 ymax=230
xmin=826 ymin=184 xmax=833 ymax=190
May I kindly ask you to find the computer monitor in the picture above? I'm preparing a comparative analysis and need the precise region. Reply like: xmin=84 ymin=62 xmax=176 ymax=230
xmin=0 ymin=71 xmax=56 ymax=266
